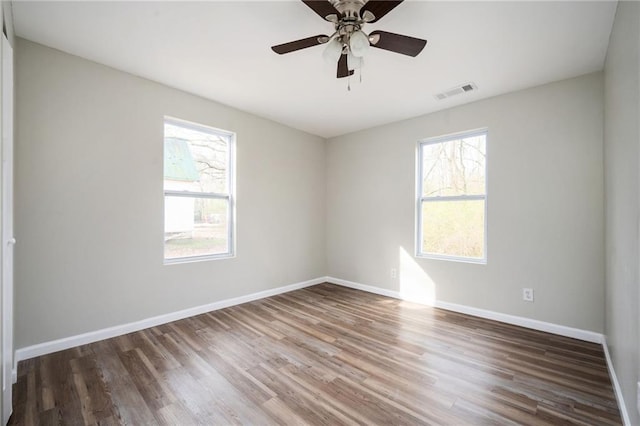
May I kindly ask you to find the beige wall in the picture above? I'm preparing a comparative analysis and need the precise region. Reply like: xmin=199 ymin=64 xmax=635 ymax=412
xmin=327 ymin=72 xmax=605 ymax=332
xmin=14 ymin=39 xmax=326 ymax=348
xmin=604 ymin=1 xmax=640 ymax=424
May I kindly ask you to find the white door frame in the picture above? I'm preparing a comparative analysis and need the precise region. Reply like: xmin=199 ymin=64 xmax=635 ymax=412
xmin=1 ymin=32 xmax=14 ymax=425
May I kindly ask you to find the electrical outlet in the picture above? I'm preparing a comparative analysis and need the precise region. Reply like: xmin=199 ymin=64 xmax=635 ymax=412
xmin=522 ymin=288 xmax=534 ymax=302
xmin=390 ymin=268 xmax=397 ymax=279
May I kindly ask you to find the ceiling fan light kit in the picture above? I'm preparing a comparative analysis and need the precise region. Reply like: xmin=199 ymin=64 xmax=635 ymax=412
xmin=271 ymin=0 xmax=427 ymax=87
xmin=349 ymin=30 xmax=370 ymax=57
xmin=322 ymin=38 xmax=343 ymax=64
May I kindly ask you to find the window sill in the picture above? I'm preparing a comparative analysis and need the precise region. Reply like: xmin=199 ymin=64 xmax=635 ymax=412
xmin=164 ymin=253 xmax=235 ymax=265
xmin=415 ymin=253 xmax=487 ymax=265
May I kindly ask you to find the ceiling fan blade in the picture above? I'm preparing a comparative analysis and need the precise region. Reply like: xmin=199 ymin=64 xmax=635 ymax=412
xmin=337 ymin=54 xmax=354 ymax=78
xmin=271 ymin=35 xmax=328 ymax=55
xmin=361 ymin=1 xmax=404 ymax=23
xmin=301 ymin=1 xmax=340 ymax=21
xmin=369 ymin=30 xmax=427 ymax=57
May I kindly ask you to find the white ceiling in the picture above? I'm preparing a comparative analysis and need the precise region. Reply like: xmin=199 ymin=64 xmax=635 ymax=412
xmin=11 ymin=1 xmax=616 ymax=138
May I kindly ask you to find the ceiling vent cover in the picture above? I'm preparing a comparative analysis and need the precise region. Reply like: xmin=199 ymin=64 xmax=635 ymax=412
xmin=435 ymin=82 xmax=477 ymax=100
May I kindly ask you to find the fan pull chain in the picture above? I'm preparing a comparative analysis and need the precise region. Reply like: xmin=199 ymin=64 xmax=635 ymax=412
xmin=347 ymin=74 xmax=351 ymax=91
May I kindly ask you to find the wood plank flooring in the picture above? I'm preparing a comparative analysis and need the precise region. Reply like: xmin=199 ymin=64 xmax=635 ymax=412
xmin=9 ymin=283 xmax=622 ymax=425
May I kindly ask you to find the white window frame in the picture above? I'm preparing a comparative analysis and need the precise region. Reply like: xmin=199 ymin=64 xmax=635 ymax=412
xmin=416 ymin=128 xmax=488 ymax=264
xmin=163 ymin=116 xmax=236 ymax=264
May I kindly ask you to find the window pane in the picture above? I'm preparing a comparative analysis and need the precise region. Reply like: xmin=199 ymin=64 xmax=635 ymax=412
xmin=164 ymin=196 xmax=229 ymax=259
xmin=422 ymin=134 xmax=486 ymax=197
xmin=164 ymin=121 xmax=228 ymax=194
xmin=421 ymin=199 xmax=485 ymax=258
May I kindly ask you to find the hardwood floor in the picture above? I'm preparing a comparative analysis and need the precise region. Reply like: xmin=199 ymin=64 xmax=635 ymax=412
xmin=9 ymin=283 xmax=622 ymax=425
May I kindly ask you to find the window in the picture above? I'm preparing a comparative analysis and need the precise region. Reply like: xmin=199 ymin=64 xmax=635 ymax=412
xmin=417 ymin=129 xmax=487 ymax=262
xmin=164 ymin=117 xmax=235 ymax=263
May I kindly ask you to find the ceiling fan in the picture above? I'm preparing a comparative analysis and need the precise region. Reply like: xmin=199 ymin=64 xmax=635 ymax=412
xmin=271 ymin=0 xmax=427 ymax=79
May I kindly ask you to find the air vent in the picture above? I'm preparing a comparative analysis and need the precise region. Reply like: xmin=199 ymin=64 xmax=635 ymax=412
xmin=434 ymin=82 xmax=477 ymax=100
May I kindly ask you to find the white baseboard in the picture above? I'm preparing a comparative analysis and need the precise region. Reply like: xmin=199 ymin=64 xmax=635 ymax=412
xmin=12 ymin=276 xmax=606 ymax=371
xmin=327 ymin=276 xmax=603 ymax=344
xmin=14 ymin=277 xmax=325 ymax=364
xmin=434 ymin=300 xmax=603 ymax=344
xmin=602 ymin=337 xmax=632 ymax=426
xmin=12 ymin=275 xmax=627 ymax=422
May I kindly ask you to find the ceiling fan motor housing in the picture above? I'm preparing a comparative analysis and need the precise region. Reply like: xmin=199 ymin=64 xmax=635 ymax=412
xmin=328 ymin=1 xmax=371 ymax=52
xmin=329 ymin=0 xmax=367 ymax=19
